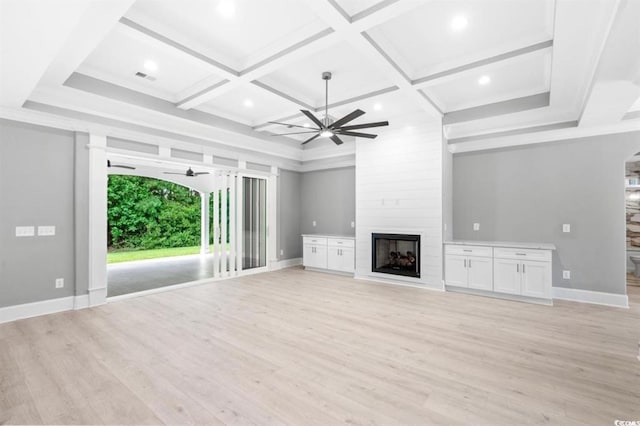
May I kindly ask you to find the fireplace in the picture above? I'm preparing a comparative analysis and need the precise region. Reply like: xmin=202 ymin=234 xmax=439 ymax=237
xmin=371 ymin=233 xmax=420 ymax=278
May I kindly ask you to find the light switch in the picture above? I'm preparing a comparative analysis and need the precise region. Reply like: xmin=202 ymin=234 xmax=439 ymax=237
xmin=562 ymin=224 xmax=570 ymax=233
xmin=562 ymin=270 xmax=571 ymax=279
xmin=15 ymin=226 xmax=35 ymax=237
xmin=351 ymin=221 xmax=355 ymax=228
xmin=38 ymin=225 xmax=56 ymax=236
xmin=473 ymin=223 xmax=480 ymax=231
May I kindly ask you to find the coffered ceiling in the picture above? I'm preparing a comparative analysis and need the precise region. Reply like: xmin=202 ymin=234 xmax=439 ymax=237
xmin=1 ymin=0 xmax=638 ymax=168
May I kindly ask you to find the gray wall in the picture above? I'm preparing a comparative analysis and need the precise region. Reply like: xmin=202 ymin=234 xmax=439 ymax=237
xmin=300 ymin=167 xmax=355 ymax=236
xmin=277 ymin=169 xmax=301 ymax=260
xmin=452 ymin=131 xmax=640 ymax=295
xmin=0 ymin=119 xmax=87 ymax=307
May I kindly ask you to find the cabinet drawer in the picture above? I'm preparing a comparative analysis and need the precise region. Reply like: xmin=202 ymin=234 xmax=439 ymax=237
xmin=328 ymin=238 xmax=355 ymax=248
xmin=445 ymin=244 xmax=492 ymax=257
xmin=303 ymin=236 xmax=327 ymax=246
xmin=494 ymin=247 xmax=551 ymax=262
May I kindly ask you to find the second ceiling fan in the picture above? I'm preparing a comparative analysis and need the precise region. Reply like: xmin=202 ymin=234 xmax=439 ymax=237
xmin=270 ymin=72 xmax=389 ymax=145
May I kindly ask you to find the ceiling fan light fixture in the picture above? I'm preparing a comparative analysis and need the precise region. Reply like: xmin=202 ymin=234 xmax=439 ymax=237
xmin=320 ymin=130 xmax=334 ymax=138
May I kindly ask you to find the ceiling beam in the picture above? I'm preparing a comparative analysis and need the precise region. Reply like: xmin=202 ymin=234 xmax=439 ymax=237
xmin=412 ymin=40 xmax=553 ymax=89
xmin=443 ymin=92 xmax=550 ymax=125
xmin=299 ymin=0 xmax=441 ymax=118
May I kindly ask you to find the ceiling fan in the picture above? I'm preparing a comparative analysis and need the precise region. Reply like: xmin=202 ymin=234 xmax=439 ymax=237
xmin=269 ymin=71 xmax=389 ymax=145
xmin=163 ymin=167 xmax=209 ymax=177
xmin=107 ymin=160 xmax=135 ymax=170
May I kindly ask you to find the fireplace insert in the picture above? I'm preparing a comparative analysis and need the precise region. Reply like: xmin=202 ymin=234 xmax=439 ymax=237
xmin=371 ymin=233 xmax=420 ymax=278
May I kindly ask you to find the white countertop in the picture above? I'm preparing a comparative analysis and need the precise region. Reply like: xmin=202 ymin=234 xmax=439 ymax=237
xmin=302 ymin=234 xmax=355 ymax=239
xmin=444 ymin=240 xmax=556 ymax=250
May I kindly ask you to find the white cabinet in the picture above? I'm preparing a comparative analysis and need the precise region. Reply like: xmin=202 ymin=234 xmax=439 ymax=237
xmin=493 ymin=248 xmax=552 ymax=299
xmin=303 ymin=235 xmax=354 ymax=274
xmin=444 ymin=245 xmax=493 ymax=291
xmin=303 ymin=242 xmax=327 ymax=269
xmin=445 ymin=242 xmax=554 ymax=303
xmin=327 ymin=238 xmax=355 ymax=273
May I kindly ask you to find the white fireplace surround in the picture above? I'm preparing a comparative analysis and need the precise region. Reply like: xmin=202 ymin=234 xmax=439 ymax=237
xmin=354 ymin=122 xmax=448 ymax=290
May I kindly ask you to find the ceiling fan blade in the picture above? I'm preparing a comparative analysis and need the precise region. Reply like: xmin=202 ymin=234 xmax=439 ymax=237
xmin=193 ymin=172 xmax=210 ymax=175
xmin=329 ymin=109 xmax=365 ymax=129
xmin=268 ymin=121 xmax=313 ymax=130
xmin=271 ymin=130 xmax=319 ymax=136
xmin=163 ymin=172 xmax=184 ymax=175
xmin=336 ymin=130 xmax=378 ymax=139
xmin=330 ymin=135 xmax=344 ymax=145
xmin=301 ymin=133 xmax=321 ymax=145
xmin=338 ymin=121 xmax=389 ymax=131
xmin=300 ymin=110 xmax=325 ymax=129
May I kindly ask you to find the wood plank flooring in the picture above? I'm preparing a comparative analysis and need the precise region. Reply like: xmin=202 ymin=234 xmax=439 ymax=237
xmin=1 ymin=266 xmax=639 ymax=425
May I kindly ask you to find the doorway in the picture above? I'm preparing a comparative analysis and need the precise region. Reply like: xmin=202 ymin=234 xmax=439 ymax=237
xmin=624 ymin=155 xmax=640 ymax=290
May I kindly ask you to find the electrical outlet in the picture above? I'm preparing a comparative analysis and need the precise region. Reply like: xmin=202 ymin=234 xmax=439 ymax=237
xmin=38 ymin=225 xmax=56 ymax=236
xmin=473 ymin=223 xmax=480 ymax=231
xmin=15 ymin=226 xmax=35 ymax=237
xmin=55 ymin=278 xmax=64 ymax=288
xmin=562 ymin=270 xmax=571 ymax=279
xmin=312 ymin=221 xmax=316 ymax=227
xmin=562 ymin=224 xmax=571 ymax=233
xmin=280 ymin=249 xmax=283 ymax=256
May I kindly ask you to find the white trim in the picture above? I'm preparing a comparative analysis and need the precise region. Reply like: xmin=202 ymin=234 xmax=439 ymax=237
xmin=446 ymin=285 xmax=553 ymax=306
xmin=271 ymin=257 xmax=303 ymax=270
xmin=107 ymin=277 xmax=217 ymax=302
xmin=73 ymin=294 xmax=90 ymax=310
xmin=552 ymin=287 xmax=629 ymax=308
xmin=449 ymin=120 xmax=640 ymax=153
xmin=88 ymin=134 xmax=108 ymax=307
xmin=354 ymin=273 xmax=444 ymax=291
xmin=0 ymin=295 xmax=89 ymax=324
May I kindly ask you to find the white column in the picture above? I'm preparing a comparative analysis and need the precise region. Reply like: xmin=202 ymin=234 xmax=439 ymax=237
xmin=88 ymin=134 xmax=108 ymax=306
xmin=268 ymin=166 xmax=279 ymax=271
xmin=228 ymin=174 xmax=236 ymax=276
xmin=200 ymin=192 xmax=210 ymax=254
xmin=220 ymin=173 xmax=228 ymax=277
xmin=212 ymin=174 xmax=220 ymax=278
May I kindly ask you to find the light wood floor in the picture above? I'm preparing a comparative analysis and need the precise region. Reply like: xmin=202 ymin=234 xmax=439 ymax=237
xmin=1 ymin=267 xmax=639 ymax=425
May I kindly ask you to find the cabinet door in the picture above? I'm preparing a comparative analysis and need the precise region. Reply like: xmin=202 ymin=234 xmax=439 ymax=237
xmin=493 ymin=258 xmax=521 ymax=295
xmin=303 ymin=244 xmax=327 ymax=269
xmin=467 ymin=256 xmax=493 ymax=291
xmin=337 ymin=247 xmax=355 ymax=273
xmin=521 ymin=260 xmax=551 ymax=299
xmin=327 ymin=247 xmax=341 ymax=271
xmin=445 ymin=254 xmax=468 ymax=287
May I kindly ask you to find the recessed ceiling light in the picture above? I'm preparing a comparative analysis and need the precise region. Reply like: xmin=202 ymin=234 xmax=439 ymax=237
xmin=243 ymin=99 xmax=253 ymax=108
xmin=144 ymin=60 xmax=157 ymax=72
xmin=320 ymin=130 xmax=334 ymax=138
xmin=451 ymin=15 xmax=468 ymax=31
xmin=218 ymin=0 xmax=235 ymax=19
xmin=478 ymin=75 xmax=491 ymax=86
xmin=373 ymin=103 xmax=383 ymax=111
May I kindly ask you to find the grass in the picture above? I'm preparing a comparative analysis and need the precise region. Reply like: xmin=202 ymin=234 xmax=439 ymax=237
xmin=107 ymin=244 xmax=228 ymax=264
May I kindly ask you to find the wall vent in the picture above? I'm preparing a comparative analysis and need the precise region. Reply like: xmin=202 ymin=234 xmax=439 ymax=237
xmin=134 ymin=71 xmax=156 ymax=82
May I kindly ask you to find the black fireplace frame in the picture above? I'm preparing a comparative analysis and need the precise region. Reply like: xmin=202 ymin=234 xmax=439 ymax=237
xmin=371 ymin=233 xmax=420 ymax=278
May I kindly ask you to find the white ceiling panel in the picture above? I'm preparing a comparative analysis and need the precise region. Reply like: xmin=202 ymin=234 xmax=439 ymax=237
xmin=332 ymin=0 xmax=384 ymax=18
xmin=367 ymin=0 xmax=554 ymax=79
xmin=125 ymin=0 xmax=326 ymax=71
xmin=77 ymin=24 xmax=223 ymax=102
xmin=197 ymin=82 xmax=301 ymax=126
xmin=259 ymin=43 xmax=395 ymax=108
xmin=424 ymin=49 xmax=552 ymax=112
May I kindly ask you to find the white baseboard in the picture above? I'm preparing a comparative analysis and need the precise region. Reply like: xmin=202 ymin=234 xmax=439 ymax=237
xmin=552 ymin=287 xmax=629 ymax=308
xmin=271 ymin=257 xmax=302 ymax=271
xmin=0 ymin=295 xmax=90 ymax=324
